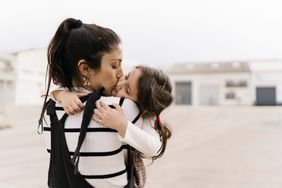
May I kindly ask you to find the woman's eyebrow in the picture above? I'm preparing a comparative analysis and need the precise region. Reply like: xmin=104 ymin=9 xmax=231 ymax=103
xmin=110 ymin=58 xmax=122 ymax=63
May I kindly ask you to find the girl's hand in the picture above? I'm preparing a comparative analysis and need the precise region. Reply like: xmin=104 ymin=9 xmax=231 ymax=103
xmin=53 ymin=90 xmax=89 ymax=115
xmin=93 ymin=101 xmax=127 ymax=137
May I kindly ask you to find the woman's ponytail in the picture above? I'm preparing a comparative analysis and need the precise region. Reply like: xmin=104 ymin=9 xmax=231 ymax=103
xmin=47 ymin=18 xmax=82 ymax=88
xmin=38 ymin=18 xmax=82 ymax=134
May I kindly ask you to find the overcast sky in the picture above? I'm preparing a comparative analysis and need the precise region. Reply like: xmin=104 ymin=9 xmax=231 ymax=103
xmin=0 ymin=0 xmax=282 ymax=66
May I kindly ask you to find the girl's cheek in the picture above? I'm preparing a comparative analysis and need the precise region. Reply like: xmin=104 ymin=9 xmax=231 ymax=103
xmin=116 ymin=92 xmax=126 ymax=98
xmin=115 ymin=92 xmax=122 ymax=98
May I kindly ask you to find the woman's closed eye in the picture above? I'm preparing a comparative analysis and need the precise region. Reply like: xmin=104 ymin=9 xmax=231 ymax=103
xmin=111 ymin=62 xmax=120 ymax=69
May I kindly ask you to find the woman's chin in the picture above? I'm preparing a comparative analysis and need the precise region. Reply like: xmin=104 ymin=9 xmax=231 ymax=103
xmin=102 ymin=88 xmax=111 ymax=96
xmin=111 ymin=88 xmax=117 ymax=96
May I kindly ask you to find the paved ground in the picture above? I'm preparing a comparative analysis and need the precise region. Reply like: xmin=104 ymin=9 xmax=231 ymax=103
xmin=0 ymin=105 xmax=282 ymax=188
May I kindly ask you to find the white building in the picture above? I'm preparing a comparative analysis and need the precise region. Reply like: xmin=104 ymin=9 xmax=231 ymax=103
xmin=1 ymin=48 xmax=282 ymax=107
xmin=249 ymin=60 xmax=282 ymax=106
xmin=0 ymin=53 xmax=17 ymax=111
xmin=0 ymin=49 xmax=47 ymax=106
xmin=165 ymin=60 xmax=282 ymax=106
xmin=15 ymin=49 xmax=47 ymax=105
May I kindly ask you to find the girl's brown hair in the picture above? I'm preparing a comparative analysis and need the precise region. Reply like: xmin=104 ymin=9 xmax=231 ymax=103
xmin=136 ymin=65 xmax=173 ymax=160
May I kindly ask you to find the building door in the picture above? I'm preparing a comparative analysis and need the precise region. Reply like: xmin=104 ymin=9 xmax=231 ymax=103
xmin=256 ymin=87 xmax=276 ymax=105
xmin=199 ymin=85 xmax=219 ymax=105
xmin=175 ymin=82 xmax=192 ymax=105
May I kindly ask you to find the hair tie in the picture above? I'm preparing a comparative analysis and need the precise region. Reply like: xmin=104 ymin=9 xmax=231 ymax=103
xmin=156 ymin=115 xmax=160 ymax=123
xmin=71 ymin=19 xmax=82 ymax=29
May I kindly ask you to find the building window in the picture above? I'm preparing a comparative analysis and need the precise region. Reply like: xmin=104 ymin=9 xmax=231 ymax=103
xmin=175 ymin=82 xmax=192 ymax=105
xmin=238 ymin=81 xmax=247 ymax=87
xmin=225 ymin=92 xmax=236 ymax=99
xmin=225 ymin=80 xmax=247 ymax=87
xmin=226 ymin=80 xmax=235 ymax=87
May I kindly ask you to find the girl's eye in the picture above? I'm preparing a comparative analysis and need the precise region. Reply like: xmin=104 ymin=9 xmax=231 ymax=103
xmin=112 ymin=65 xmax=117 ymax=69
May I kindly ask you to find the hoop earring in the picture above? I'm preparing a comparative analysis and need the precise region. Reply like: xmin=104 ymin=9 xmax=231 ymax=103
xmin=83 ymin=77 xmax=91 ymax=86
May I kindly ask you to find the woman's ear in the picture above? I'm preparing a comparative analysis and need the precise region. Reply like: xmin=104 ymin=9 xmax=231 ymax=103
xmin=77 ymin=59 xmax=89 ymax=77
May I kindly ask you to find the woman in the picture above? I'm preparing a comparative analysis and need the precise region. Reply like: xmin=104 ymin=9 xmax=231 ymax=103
xmin=40 ymin=18 xmax=172 ymax=188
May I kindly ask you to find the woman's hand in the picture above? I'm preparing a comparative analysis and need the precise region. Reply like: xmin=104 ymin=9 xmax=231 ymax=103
xmin=93 ymin=101 xmax=127 ymax=137
xmin=53 ymin=90 xmax=89 ymax=115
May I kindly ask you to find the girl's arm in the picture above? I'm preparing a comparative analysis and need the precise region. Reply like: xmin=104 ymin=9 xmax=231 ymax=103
xmin=51 ymin=89 xmax=89 ymax=115
xmin=93 ymin=100 xmax=162 ymax=158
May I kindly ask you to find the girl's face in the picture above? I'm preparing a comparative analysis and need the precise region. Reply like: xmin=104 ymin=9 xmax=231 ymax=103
xmin=111 ymin=68 xmax=142 ymax=102
xmin=89 ymin=47 xmax=123 ymax=95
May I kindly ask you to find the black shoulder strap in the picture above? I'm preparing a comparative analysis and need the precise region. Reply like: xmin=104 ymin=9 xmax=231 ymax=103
xmin=71 ymin=92 xmax=101 ymax=174
xmin=47 ymin=99 xmax=69 ymax=188
xmin=46 ymin=100 xmax=56 ymax=116
xmin=119 ymin=97 xmax=125 ymax=106
xmin=47 ymin=97 xmax=95 ymax=188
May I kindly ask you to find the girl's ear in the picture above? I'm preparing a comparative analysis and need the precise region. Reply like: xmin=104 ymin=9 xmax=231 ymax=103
xmin=77 ymin=59 xmax=90 ymax=77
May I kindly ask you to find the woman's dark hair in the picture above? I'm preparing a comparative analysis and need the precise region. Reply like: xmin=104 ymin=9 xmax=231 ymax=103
xmin=136 ymin=65 xmax=173 ymax=161
xmin=38 ymin=18 xmax=120 ymax=133
xmin=48 ymin=18 xmax=121 ymax=88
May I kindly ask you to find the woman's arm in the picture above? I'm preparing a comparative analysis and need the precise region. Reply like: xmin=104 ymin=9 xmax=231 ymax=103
xmin=93 ymin=99 xmax=162 ymax=158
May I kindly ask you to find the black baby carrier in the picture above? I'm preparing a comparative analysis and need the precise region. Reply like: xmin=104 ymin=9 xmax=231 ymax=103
xmin=45 ymin=92 xmax=138 ymax=188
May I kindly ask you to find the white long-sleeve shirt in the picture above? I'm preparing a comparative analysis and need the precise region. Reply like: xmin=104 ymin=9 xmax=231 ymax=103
xmin=43 ymin=90 xmax=161 ymax=188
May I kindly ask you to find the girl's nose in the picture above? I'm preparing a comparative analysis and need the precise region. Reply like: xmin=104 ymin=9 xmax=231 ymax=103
xmin=116 ymin=78 xmax=125 ymax=91
xmin=116 ymin=84 xmax=122 ymax=91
